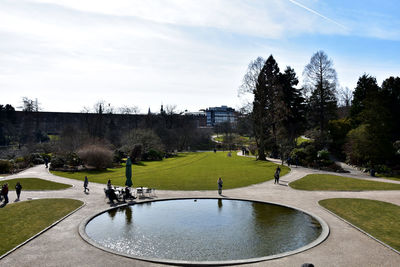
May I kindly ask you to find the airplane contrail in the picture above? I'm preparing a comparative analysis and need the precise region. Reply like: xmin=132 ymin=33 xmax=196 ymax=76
xmin=288 ymin=0 xmax=347 ymax=30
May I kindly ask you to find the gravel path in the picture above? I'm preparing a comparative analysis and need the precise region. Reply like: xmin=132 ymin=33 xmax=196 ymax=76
xmin=1 ymin=158 xmax=399 ymax=266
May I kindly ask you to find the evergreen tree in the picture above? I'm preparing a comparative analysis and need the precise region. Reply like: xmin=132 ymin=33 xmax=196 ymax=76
xmin=346 ymin=74 xmax=394 ymax=166
xmin=350 ymin=74 xmax=380 ymax=126
xmin=303 ymin=51 xmax=338 ymax=144
xmin=381 ymin=76 xmax=400 ymax=142
xmin=261 ymin=55 xmax=282 ymax=157
xmin=278 ymin=67 xmax=305 ymax=153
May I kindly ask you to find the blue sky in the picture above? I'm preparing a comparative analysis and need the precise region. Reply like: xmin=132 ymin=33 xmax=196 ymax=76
xmin=0 ymin=0 xmax=399 ymax=113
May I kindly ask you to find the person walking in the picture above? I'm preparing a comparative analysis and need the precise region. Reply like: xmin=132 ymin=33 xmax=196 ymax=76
xmin=83 ymin=176 xmax=89 ymax=193
xmin=274 ymin=166 xmax=281 ymax=184
xmin=15 ymin=181 xmax=22 ymax=200
xmin=1 ymin=183 xmax=9 ymax=204
xmin=217 ymin=177 xmax=223 ymax=195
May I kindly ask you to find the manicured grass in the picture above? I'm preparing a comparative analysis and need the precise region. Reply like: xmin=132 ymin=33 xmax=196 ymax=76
xmin=319 ymin=198 xmax=400 ymax=251
xmin=1 ymin=178 xmax=71 ymax=191
xmin=290 ymin=174 xmax=400 ymax=191
xmin=52 ymin=152 xmax=289 ymax=190
xmin=0 ymin=198 xmax=83 ymax=256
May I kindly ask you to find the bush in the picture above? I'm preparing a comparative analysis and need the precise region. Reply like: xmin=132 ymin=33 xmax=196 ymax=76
xmin=113 ymin=149 xmax=125 ymax=163
xmin=41 ymin=153 xmax=51 ymax=163
xmin=317 ymin=149 xmax=330 ymax=161
xmin=142 ymin=149 xmax=163 ymax=161
xmin=375 ymin=165 xmax=392 ymax=175
xmin=77 ymin=145 xmax=113 ymax=170
xmin=29 ymin=153 xmax=44 ymax=165
xmin=50 ymin=156 xmax=66 ymax=169
xmin=65 ymin=152 xmax=82 ymax=167
xmin=0 ymin=160 xmax=12 ymax=173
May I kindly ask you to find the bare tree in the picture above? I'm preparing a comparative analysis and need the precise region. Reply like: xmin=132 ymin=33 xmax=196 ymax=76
xmin=303 ymin=51 xmax=338 ymax=140
xmin=337 ymin=86 xmax=353 ymax=107
xmin=118 ymin=105 xmax=140 ymax=114
xmin=165 ymin=104 xmax=177 ymax=115
xmin=238 ymin=57 xmax=265 ymax=96
xmin=93 ymin=100 xmax=114 ymax=114
xmin=22 ymin=97 xmax=40 ymax=112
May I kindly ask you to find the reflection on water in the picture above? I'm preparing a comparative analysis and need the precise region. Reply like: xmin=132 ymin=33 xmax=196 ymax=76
xmin=217 ymin=199 xmax=223 ymax=210
xmin=108 ymin=208 xmax=117 ymax=220
xmin=125 ymin=206 xmax=132 ymax=225
xmin=86 ymin=199 xmax=322 ymax=261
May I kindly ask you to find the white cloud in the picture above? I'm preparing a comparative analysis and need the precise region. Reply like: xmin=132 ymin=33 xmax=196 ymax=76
xmin=0 ymin=0 xmax=399 ymax=112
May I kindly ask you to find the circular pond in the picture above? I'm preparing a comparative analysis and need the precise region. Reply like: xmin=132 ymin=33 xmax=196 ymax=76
xmin=82 ymin=198 xmax=328 ymax=265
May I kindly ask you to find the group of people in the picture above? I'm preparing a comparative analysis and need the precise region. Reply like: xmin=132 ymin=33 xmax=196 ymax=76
xmin=105 ymin=179 xmax=135 ymax=204
xmin=0 ymin=181 xmax=22 ymax=205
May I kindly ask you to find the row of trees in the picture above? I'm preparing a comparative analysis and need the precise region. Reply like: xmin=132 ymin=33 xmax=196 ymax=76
xmin=240 ymin=51 xmax=399 ymax=171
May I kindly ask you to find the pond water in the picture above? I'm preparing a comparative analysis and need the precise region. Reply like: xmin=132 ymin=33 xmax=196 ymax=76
xmin=85 ymin=199 xmax=322 ymax=262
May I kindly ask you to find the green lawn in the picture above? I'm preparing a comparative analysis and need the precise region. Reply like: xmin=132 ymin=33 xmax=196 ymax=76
xmin=0 ymin=198 xmax=83 ymax=256
xmin=52 ymin=152 xmax=289 ymax=190
xmin=319 ymin=198 xmax=400 ymax=251
xmin=290 ymin=174 xmax=400 ymax=191
xmin=1 ymin=178 xmax=71 ymax=191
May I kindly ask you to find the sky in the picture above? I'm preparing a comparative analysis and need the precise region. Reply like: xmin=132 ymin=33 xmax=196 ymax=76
xmin=0 ymin=0 xmax=399 ymax=113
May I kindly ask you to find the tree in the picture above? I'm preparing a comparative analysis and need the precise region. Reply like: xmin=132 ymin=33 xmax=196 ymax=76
xmin=381 ymin=76 xmax=400 ymax=142
xmin=244 ymin=56 xmax=281 ymax=160
xmin=240 ymin=56 xmax=306 ymax=160
xmin=346 ymin=74 xmax=394 ymax=167
xmin=350 ymin=74 xmax=380 ymax=126
xmin=121 ymin=129 xmax=164 ymax=156
xmin=303 ymin=51 xmax=338 ymax=143
xmin=0 ymin=104 xmax=17 ymax=146
xmin=278 ymin=67 xmax=306 ymax=157
xmin=118 ymin=105 xmax=140 ymax=115
xmin=22 ymin=97 xmax=40 ymax=112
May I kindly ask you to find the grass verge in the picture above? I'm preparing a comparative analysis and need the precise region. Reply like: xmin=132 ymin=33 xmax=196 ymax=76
xmin=0 ymin=198 xmax=83 ymax=256
xmin=1 ymin=178 xmax=71 ymax=191
xmin=319 ymin=198 xmax=400 ymax=251
xmin=52 ymin=152 xmax=289 ymax=190
xmin=290 ymin=174 xmax=400 ymax=191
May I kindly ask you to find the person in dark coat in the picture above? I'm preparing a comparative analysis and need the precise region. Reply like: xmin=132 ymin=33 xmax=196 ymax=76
xmin=1 ymin=183 xmax=9 ymax=204
xmin=15 ymin=181 xmax=22 ymax=200
xmin=274 ymin=166 xmax=281 ymax=184
xmin=217 ymin=177 xmax=223 ymax=195
xmin=83 ymin=176 xmax=89 ymax=193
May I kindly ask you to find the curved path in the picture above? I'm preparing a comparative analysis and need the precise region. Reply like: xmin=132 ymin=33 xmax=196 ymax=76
xmin=1 ymin=156 xmax=399 ymax=266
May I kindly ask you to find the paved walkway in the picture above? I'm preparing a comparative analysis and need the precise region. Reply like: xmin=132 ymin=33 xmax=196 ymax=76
xmin=1 ymin=158 xmax=399 ymax=266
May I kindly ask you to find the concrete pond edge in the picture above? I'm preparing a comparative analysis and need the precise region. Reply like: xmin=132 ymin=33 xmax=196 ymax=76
xmin=79 ymin=197 xmax=330 ymax=266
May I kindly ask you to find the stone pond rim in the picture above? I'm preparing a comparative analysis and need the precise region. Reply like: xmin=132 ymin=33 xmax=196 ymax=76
xmin=78 ymin=197 xmax=330 ymax=266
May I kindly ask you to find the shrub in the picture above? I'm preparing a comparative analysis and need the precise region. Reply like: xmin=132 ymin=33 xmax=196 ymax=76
xmin=29 ymin=153 xmax=44 ymax=165
xmin=142 ymin=149 xmax=163 ymax=161
xmin=50 ymin=156 xmax=66 ymax=169
xmin=65 ymin=152 xmax=82 ymax=167
xmin=375 ymin=165 xmax=392 ymax=175
xmin=15 ymin=157 xmax=25 ymax=163
xmin=41 ymin=153 xmax=52 ymax=162
xmin=0 ymin=160 xmax=12 ymax=173
xmin=113 ymin=149 xmax=125 ymax=163
xmin=317 ymin=149 xmax=330 ymax=161
xmin=77 ymin=145 xmax=113 ymax=170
